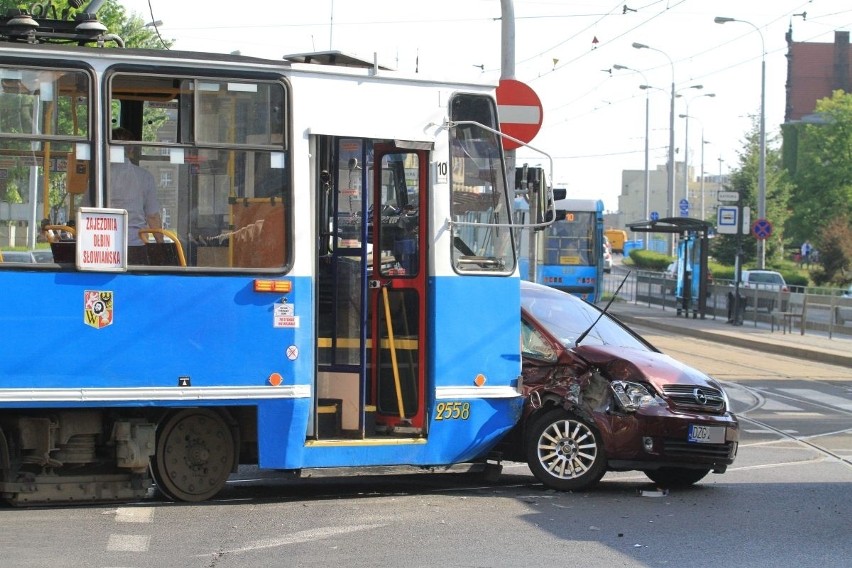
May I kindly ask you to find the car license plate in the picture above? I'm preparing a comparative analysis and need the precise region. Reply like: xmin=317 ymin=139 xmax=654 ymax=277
xmin=688 ymin=424 xmax=725 ymax=444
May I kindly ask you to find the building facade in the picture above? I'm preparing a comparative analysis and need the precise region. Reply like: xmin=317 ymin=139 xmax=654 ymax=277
xmin=606 ymin=161 xmax=725 ymax=239
xmin=785 ymin=29 xmax=851 ymax=123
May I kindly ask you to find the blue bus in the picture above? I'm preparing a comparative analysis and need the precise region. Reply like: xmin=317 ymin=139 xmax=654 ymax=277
xmin=515 ymin=177 xmax=605 ymax=302
xmin=0 ymin=10 xmax=523 ymax=504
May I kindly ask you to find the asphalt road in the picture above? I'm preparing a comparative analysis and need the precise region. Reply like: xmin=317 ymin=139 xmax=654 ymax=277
xmin=2 ymin=303 xmax=851 ymax=568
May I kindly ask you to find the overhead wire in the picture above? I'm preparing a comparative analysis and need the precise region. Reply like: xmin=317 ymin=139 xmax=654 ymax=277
xmin=145 ymin=0 xmax=168 ymax=49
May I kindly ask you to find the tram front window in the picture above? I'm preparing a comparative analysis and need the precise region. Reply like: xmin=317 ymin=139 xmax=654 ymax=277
xmin=449 ymin=94 xmax=514 ymax=274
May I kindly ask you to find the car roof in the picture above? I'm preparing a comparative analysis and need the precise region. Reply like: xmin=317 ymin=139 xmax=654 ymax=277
xmin=742 ymin=270 xmax=785 ymax=282
xmin=521 ymin=279 xmax=583 ymax=300
xmin=1 ymin=251 xmax=34 ymax=261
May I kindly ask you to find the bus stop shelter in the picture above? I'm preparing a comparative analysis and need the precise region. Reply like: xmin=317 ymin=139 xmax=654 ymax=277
xmin=627 ymin=217 xmax=712 ymax=319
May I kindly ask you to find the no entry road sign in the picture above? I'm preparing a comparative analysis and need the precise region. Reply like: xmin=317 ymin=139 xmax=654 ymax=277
xmin=496 ymin=79 xmax=543 ymax=151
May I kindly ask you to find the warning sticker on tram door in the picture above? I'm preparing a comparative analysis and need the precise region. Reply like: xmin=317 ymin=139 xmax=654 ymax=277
xmin=274 ymin=300 xmax=298 ymax=328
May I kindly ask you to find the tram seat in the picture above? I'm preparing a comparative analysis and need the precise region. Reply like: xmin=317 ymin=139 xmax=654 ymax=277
xmin=42 ymin=224 xmax=77 ymax=263
xmin=139 ymin=229 xmax=187 ymax=267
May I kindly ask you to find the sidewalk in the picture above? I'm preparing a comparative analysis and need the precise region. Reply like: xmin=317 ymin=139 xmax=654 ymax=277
xmin=609 ymin=301 xmax=852 ymax=369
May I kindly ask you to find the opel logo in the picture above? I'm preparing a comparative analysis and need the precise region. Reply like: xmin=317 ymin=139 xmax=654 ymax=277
xmin=693 ymin=388 xmax=708 ymax=405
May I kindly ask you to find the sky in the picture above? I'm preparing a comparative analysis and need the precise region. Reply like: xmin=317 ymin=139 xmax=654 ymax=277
xmin=118 ymin=0 xmax=851 ymax=213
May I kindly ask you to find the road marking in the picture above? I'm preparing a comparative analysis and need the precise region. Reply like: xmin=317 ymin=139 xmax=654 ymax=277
xmin=774 ymin=412 xmax=824 ymax=417
xmin=115 ymin=507 xmax=154 ymax=523
xmin=759 ymin=399 xmax=803 ymax=412
xmin=201 ymin=524 xmax=387 ymax=556
xmin=779 ymin=388 xmax=852 ymax=411
xmin=106 ymin=534 xmax=151 ymax=552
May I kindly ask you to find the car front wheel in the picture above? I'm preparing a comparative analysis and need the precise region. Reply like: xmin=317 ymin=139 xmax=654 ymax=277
xmin=525 ymin=409 xmax=606 ymax=491
xmin=645 ymin=467 xmax=710 ymax=488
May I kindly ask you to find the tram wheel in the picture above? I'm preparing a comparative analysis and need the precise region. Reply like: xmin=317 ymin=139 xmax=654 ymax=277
xmin=152 ymin=409 xmax=235 ymax=502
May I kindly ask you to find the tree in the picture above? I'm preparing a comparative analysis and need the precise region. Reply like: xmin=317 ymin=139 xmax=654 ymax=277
xmin=0 ymin=1 xmax=171 ymax=222
xmin=0 ymin=1 xmax=171 ymax=49
xmin=812 ymin=214 xmax=852 ymax=285
xmin=712 ymin=116 xmax=793 ymax=267
xmin=786 ymin=90 xmax=852 ymax=252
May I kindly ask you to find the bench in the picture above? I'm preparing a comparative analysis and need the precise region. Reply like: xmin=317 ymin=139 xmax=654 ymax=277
xmin=771 ymin=292 xmax=807 ymax=334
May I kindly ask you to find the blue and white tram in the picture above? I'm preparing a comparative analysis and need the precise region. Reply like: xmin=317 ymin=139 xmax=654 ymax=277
xmin=0 ymin=12 xmax=520 ymax=503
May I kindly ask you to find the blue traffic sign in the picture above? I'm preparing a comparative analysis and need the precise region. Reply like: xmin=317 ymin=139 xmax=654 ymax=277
xmin=679 ymin=198 xmax=689 ymax=217
xmin=716 ymin=206 xmax=738 ymax=235
xmin=752 ymin=218 xmax=772 ymax=240
xmin=650 ymin=211 xmax=659 ymax=221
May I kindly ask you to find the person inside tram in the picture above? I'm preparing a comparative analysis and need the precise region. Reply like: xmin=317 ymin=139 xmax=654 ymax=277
xmin=109 ymin=127 xmax=163 ymax=264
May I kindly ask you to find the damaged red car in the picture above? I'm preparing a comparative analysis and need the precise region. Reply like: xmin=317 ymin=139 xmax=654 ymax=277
xmin=497 ymin=281 xmax=739 ymax=490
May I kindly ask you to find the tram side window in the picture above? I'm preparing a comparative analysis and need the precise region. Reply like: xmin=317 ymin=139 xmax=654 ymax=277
xmin=449 ymin=93 xmax=515 ymax=274
xmin=108 ymin=73 xmax=290 ymax=269
xmin=0 ymin=66 xmax=91 ymax=254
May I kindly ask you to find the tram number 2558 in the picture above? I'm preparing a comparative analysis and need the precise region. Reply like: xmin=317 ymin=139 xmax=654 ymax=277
xmin=434 ymin=401 xmax=470 ymax=421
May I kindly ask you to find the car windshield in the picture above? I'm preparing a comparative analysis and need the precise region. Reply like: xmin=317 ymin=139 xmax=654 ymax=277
xmin=521 ymin=282 xmax=650 ymax=351
xmin=748 ymin=272 xmax=782 ymax=284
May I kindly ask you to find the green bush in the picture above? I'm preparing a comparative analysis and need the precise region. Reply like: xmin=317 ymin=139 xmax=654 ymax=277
xmin=627 ymin=249 xmax=672 ymax=270
xmin=709 ymin=261 xmax=732 ymax=280
xmin=625 ymin=247 xmax=812 ymax=288
xmin=778 ymin=270 xmax=808 ymax=288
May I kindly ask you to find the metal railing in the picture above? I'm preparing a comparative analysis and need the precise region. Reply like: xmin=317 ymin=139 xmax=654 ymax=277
xmin=602 ymin=269 xmax=852 ymax=338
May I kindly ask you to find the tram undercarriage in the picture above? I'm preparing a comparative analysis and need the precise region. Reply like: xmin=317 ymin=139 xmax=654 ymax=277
xmin=0 ymin=408 xmax=246 ymax=506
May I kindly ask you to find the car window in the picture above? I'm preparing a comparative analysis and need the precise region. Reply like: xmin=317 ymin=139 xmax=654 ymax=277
xmin=748 ymin=273 xmax=781 ymax=284
xmin=31 ymin=251 xmax=54 ymax=263
xmin=1 ymin=251 xmax=35 ymax=263
xmin=521 ymin=283 xmax=650 ymax=351
xmin=521 ymin=319 xmax=558 ymax=362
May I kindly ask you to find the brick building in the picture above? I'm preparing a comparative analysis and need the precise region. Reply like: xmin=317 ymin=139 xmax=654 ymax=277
xmin=784 ymin=29 xmax=851 ymax=123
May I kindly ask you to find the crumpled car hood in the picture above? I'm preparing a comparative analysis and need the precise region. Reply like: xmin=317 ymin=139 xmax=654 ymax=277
xmin=573 ymin=343 xmax=720 ymax=390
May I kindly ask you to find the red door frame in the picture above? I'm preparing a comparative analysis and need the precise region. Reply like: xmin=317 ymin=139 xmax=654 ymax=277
xmin=369 ymin=144 xmax=428 ymax=430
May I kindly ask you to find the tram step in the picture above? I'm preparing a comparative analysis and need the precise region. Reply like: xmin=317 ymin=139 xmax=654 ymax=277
xmin=318 ymin=398 xmax=342 ymax=438
xmin=365 ymin=405 xmax=376 ymax=436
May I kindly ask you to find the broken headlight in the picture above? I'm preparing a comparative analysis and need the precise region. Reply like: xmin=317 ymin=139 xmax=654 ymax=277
xmin=611 ymin=380 xmax=659 ymax=412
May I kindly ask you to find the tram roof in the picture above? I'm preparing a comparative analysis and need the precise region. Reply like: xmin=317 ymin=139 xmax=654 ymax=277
xmin=283 ymin=50 xmax=393 ymax=71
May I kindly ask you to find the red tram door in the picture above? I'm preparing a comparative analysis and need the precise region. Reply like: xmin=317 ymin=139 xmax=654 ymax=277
xmin=368 ymin=145 xmax=428 ymax=433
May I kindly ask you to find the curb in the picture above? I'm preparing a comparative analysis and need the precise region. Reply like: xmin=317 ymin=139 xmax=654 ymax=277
xmin=612 ymin=313 xmax=852 ymax=369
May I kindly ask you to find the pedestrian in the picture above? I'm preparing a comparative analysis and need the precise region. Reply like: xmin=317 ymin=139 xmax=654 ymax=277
xmin=109 ymin=127 xmax=163 ymax=264
xmin=800 ymin=240 xmax=812 ymax=267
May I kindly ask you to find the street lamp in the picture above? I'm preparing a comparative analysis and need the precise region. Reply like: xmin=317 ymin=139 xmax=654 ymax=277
xmin=715 ymin=16 xmax=766 ymax=269
xmin=613 ymin=64 xmax=652 ymax=247
xmin=632 ymin=43 xmax=675 ymax=232
xmin=681 ymin=114 xmax=712 ymax=220
xmin=679 ymin=93 xmax=715 ymax=216
xmin=701 ymin=138 xmax=710 ymax=220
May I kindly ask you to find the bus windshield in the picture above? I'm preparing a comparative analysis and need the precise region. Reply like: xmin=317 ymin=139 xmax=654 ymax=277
xmin=546 ymin=210 xmax=595 ymax=267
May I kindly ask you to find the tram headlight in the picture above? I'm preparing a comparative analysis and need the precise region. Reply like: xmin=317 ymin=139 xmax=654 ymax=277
xmin=611 ymin=381 xmax=658 ymax=412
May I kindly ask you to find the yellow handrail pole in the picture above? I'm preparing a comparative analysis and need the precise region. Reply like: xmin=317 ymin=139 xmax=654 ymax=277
xmin=382 ymin=286 xmax=406 ymax=418
xmin=227 ymin=97 xmax=237 ymax=266
xmin=42 ymin=102 xmax=55 ymax=221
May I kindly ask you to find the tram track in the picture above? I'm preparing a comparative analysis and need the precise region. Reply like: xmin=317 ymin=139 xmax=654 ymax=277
xmin=729 ymin=382 xmax=852 ymax=469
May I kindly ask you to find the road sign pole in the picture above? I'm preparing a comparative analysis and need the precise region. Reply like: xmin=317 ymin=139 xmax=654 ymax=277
xmin=732 ymin=197 xmax=744 ymax=326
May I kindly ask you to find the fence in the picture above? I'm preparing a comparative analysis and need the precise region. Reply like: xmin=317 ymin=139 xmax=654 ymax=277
xmin=602 ymin=269 xmax=852 ymax=338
